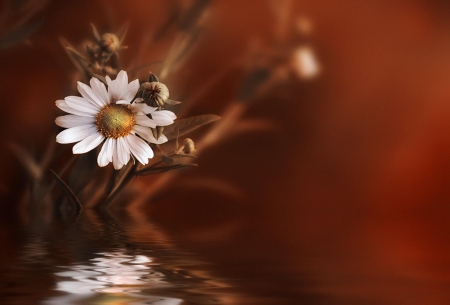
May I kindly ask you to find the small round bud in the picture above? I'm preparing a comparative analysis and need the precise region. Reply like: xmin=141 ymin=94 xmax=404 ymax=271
xmin=100 ymin=33 xmax=120 ymax=54
xmin=139 ymin=82 xmax=170 ymax=107
xmin=182 ymin=138 xmax=196 ymax=154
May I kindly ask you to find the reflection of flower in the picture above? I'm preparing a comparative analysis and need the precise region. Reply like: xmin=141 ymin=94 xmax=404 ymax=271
xmin=55 ymin=71 xmax=176 ymax=169
xmin=47 ymin=251 xmax=183 ymax=305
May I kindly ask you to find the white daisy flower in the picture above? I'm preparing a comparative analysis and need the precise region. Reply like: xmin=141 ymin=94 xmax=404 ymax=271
xmin=55 ymin=70 xmax=176 ymax=170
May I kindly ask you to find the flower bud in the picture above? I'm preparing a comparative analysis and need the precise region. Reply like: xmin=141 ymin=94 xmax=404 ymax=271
xmin=182 ymin=138 xmax=196 ymax=154
xmin=84 ymin=40 xmax=101 ymax=60
xmin=139 ymin=82 xmax=170 ymax=107
xmin=100 ymin=33 xmax=120 ymax=54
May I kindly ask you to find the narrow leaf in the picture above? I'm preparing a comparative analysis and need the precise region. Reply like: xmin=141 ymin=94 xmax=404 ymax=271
xmin=149 ymin=72 xmax=159 ymax=82
xmin=49 ymin=169 xmax=83 ymax=211
xmin=90 ymin=23 xmax=100 ymax=41
xmin=162 ymin=156 xmax=175 ymax=164
xmin=172 ymin=153 xmax=197 ymax=159
xmin=164 ymin=114 xmax=220 ymax=140
xmin=165 ymin=99 xmax=182 ymax=105
xmin=60 ymin=37 xmax=90 ymax=73
xmin=117 ymin=22 xmax=129 ymax=44
xmin=66 ymin=46 xmax=88 ymax=62
xmin=137 ymin=164 xmax=197 ymax=176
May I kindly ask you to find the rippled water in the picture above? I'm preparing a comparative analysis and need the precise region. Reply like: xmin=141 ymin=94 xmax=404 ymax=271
xmin=3 ymin=202 xmax=450 ymax=305
xmin=0 ymin=209 xmax=243 ymax=305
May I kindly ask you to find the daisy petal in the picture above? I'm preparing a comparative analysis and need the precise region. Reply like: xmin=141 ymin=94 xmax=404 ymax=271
xmin=117 ymin=137 xmax=130 ymax=166
xmin=56 ymin=125 xmax=97 ymax=144
xmin=133 ymin=125 xmax=168 ymax=144
xmin=116 ymin=138 xmax=125 ymax=165
xmin=105 ymin=76 xmax=112 ymax=86
xmin=154 ymin=134 xmax=168 ymax=144
xmin=73 ymin=132 xmax=105 ymax=154
xmin=116 ymin=70 xmax=128 ymax=92
xmin=55 ymin=115 xmax=95 ymax=128
xmin=77 ymin=82 xmax=105 ymax=108
xmin=97 ymin=138 xmax=112 ymax=167
xmin=123 ymin=79 xmax=140 ymax=101
xmin=112 ymin=139 xmax=123 ymax=170
xmin=108 ymin=70 xmax=128 ymax=102
xmin=65 ymin=96 xmax=99 ymax=115
xmin=89 ymin=78 xmax=108 ymax=105
xmin=125 ymin=134 xmax=154 ymax=165
xmin=56 ymin=100 xmax=95 ymax=117
xmin=131 ymin=102 xmax=157 ymax=114
xmin=106 ymin=137 xmax=114 ymax=163
xmin=123 ymin=140 xmax=131 ymax=165
xmin=150 ymin=111 xmax=176 ymax=126
xmin=159 ymin=110 xmax=176 ymax=119
xmin=135 ymin=115 xmax=156 ymax=128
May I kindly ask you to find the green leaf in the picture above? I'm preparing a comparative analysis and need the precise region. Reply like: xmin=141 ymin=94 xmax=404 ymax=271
xmin=164 ymin=114 xmax=220 ymax=140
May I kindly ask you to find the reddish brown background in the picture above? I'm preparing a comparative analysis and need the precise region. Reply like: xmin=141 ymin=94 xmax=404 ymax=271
xmin=3 ymin=0 xmax=450 ymax=303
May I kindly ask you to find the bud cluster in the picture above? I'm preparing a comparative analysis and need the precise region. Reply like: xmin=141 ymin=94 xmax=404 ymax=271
xmin=63 ymin=24 xmax=128 ymax=78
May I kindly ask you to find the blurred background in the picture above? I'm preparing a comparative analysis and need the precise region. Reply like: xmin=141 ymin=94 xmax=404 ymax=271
xmin=2 ymin=0 xmax=450 ymax=304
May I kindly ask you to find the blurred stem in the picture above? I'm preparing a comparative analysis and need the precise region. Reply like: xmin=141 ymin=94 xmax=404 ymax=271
xmin=101 ymin=162 xmax=139 ymax=209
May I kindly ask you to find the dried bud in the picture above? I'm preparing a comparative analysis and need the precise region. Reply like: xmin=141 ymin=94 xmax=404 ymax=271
xmin=100 ymin=33 xmax=120 ymax=54
xmin=101 ymin=66 xmax=117 ymax=77
xmin=139 ymin=82 xmax=170 ymax=107
xmin=182 ymin=138 xmax=196 ymax=154
xmin=85 ymin=41 xmax=101 ymax=60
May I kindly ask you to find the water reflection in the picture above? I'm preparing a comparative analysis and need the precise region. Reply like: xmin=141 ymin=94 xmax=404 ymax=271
xmin=0 ymin=209 xmax=233 ymax=305
xmin=46 ymin=250 xmax=182 ymax=304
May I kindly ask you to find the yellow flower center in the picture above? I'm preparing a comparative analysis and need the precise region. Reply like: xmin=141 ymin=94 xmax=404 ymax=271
xmin=95 ymin=104 xmax=135 ymax=138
